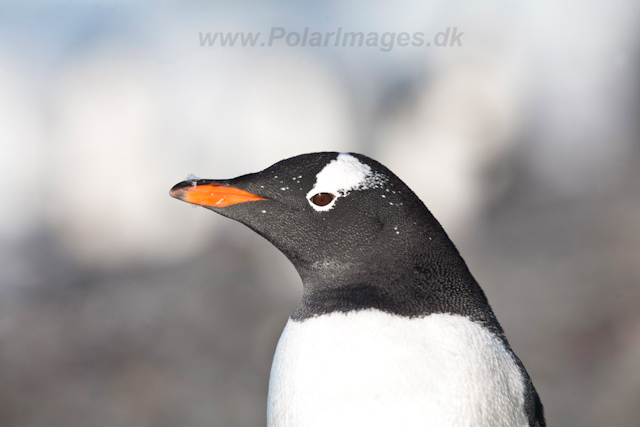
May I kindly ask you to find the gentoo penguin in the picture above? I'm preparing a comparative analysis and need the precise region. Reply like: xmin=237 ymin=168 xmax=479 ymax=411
xmin=170 ymin=152 xmax=545 ymax=427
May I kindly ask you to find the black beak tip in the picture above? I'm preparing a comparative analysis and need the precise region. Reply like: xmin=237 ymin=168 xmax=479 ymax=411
xmin=169 ymin=181 xmax=194 ymax=200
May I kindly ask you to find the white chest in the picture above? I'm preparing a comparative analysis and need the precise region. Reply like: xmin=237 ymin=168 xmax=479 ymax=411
xmin=267 ymin=310 xmax=529 ymax=427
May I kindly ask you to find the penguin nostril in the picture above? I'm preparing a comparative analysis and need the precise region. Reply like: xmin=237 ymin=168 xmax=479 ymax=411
xmin=310 ymin=193 xmax=335 ymax=207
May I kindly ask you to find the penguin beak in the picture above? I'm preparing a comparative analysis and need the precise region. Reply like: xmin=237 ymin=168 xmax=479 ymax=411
xmin=170 ymin=180 xmax=266 ymax=207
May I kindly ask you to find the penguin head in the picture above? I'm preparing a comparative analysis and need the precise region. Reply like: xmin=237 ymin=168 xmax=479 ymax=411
xmin=170 ymin=152 xmax=452 ymax=288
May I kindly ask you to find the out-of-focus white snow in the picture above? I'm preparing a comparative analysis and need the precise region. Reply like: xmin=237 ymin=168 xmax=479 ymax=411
xmin=0 ymin=52 xmax=45 ymax=240
xmin=377 ymin=54 xmax=521 ymax=241
xmin=47 ymin=43 xmax=356 ymax=268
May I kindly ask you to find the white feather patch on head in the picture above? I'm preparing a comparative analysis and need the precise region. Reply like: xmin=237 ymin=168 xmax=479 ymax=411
xmin=306 ymin=153 xmax=387 ymax=211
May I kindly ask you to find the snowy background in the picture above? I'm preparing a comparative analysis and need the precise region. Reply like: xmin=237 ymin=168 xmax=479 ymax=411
xmin=1 ymin=1 xmax=639 ymax=426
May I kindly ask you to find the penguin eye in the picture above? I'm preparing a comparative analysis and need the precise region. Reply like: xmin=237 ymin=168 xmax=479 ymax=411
xmin=310 ymin=193 xmax=335 ymax=207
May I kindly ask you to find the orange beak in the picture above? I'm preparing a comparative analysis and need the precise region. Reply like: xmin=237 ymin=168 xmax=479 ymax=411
xmin=170 ymin=181 xmax=266 ymax=207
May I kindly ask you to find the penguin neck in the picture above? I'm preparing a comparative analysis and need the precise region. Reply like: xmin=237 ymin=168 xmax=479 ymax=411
xmin=291 ymin=239 xmax=506 ymax=340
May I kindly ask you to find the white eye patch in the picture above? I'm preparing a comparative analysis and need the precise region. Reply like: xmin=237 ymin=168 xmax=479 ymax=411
xmin=306 ymin=153 xmax=388 ymax=211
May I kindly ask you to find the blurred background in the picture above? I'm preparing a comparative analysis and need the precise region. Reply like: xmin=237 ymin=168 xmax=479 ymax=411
xmin=1 ymin=1 xmax=639 ymax=426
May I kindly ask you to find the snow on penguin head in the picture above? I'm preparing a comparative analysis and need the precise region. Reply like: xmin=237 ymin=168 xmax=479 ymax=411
xmin=306 ymin=153 xmax=388 ymax=212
